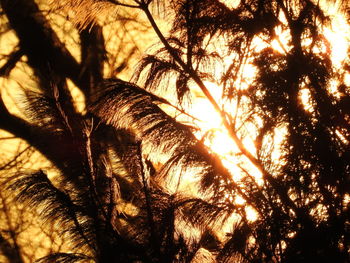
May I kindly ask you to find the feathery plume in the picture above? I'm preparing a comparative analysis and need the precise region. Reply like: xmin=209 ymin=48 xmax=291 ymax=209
xmin=51 ymin=0 xmax=118 ymax=30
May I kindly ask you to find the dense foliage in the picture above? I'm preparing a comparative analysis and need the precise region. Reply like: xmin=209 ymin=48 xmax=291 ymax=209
xmin=0 ymin=0 xmax=349 ymax=262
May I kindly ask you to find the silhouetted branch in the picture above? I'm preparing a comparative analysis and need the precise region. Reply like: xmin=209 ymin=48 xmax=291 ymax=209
xmin=0 ymin=232 xmax=24 ymax=263
xmin=0 ymin=0 xmax=81 ymax=86
xmin=0 ymin=48 xmax=24 ymax=77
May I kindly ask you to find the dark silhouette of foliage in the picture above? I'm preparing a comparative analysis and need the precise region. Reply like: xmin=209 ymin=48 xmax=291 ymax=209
xmin=0 ymin=0 xmax=350 ymax=262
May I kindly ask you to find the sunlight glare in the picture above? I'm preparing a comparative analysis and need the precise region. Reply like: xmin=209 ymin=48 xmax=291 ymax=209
xmin=300 ymin=88 xmax=313 ymax=113
xmin=239 ymin=63 xmax=257 ymax=90
xmin=235 ymin=195 xmax=246 ymax=205
xmin=322 ymin=2 xmax=350 ymax=67
xmin=245 ymin=206 xmax=258 ymax=222
xmin=271 ymin=24 xmax=290 ymax=54
xmin=219 ymin=0 xmax=240 ymax=9
xmin=344 ymin=73 xmax=350 ymax=86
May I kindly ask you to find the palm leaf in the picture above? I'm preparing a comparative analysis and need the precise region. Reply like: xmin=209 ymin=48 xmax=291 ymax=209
xmin=90 ymin=78 xmax=236 ymax=199
xmin=22 ymin=89 xmax=74 ymax=134
xmin=35 ymin=252 xmax=92 ymax=263
xmin=90 ymin=78 xmax=197 ymax=159
xmin=5 ymin=171 xmax=96 ymax=252
xmin=51 ymin=0 xmax=118 ymax=30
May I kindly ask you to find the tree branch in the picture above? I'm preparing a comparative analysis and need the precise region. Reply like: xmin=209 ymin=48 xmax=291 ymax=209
xmin=0 ymin=0 xmax=82 ymax=87
xmin=0 ymin=48 xmax=24 ymax=77
xmin=0 ymin=94 xmax=79 ymax=181
xmin=80 ymin=25 xmax=106 ymax=101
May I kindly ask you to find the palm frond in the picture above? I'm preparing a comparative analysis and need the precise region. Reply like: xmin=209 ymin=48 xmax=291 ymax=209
xmin=133 ymin=54 xmax=183 ymax=93
xmin=22 ymin=90 xmax=74 ymax=134
xmin=133 ymin=42 xmax=221 ymax=103
xmin=176 ymin=197 xmax=234 ymax=231
xmin=90 ymin=78 xmax=197 ymax=159
xmin=170 ymin=0 xmax=232 ymax=43
xmin=113 ymin=183 xmax=222 ymax=261
xmin=51 ymin=0 xmax=118 ymax=30
xmin=5 ymin=171 xmax=96 ymax=252
xmin=35 ymin=252 xmax=92 ymax=263
xmin=218 ymin=221 xmax=251 ymax=261
xmin=90 ymin=79 xmax=236 ymax=199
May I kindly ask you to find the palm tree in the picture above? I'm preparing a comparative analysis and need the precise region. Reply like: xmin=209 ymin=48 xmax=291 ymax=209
xmin=0 ymin=0 xmax=349 ymax=262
